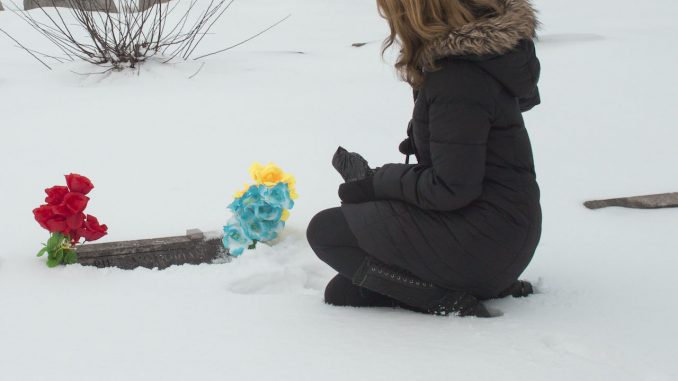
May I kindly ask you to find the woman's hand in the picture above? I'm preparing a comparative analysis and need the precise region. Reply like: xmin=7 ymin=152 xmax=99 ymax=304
xmin=338 ymin=177 xmax=376 ymax=204
xmin=332 ymin=146 xmax=375 ymax=182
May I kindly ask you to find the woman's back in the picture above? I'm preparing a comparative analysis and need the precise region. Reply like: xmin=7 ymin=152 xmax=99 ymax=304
xmin=417 ymin=38 xmax=542 ymax=222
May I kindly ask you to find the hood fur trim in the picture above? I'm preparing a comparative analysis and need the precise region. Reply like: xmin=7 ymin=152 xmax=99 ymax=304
xmin=421 ymin=0 xmax=538 ymax=64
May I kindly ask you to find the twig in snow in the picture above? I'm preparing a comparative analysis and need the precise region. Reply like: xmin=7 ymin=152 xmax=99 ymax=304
xmin=69 ymin=67 xmax=115 ymax=76
xmin=193 ymin=14 xmax=291 ymax=60
xmin=188 ymin=61 xmax=205 ymax=79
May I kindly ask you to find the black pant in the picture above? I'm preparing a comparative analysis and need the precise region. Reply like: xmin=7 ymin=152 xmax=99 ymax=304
xmin=307 ymin=207 xmax=449 ymax=311
xmin=307 ymin=207 xmax=398 ymax=307
xmin=307 ymin=207 xmax=368 ymax=278
xmin=308 ymin=208 xmax=520 ymax=309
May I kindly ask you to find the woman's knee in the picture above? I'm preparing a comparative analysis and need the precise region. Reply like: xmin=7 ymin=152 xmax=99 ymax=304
xmin=306 ymin=208 xmax=338 ymax=250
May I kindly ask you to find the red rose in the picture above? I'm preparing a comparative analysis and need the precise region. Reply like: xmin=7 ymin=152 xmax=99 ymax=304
xmin=53 ymin=192 xmax=89 ymax=216
xmin=78 ymin=214 xmax=108 ymax=242
xmin=69 ymin=230 xmax=82 ymax=245
xmin=66 ymin=213 xmax=85 ymax=230
xmin=34 ymin=204 xmax=70 ymax=235
xmin=65 ymin=173 xmax=94 ymax=195
xmin=34 ymin=174 xmax=106 ymax=246
xmin=45 ymin=217 xmax=68 ymax=235
xmin=33 ymin=204 xmax=55 ymax=229
xmin=44 ymin=186 xmax=69 ymax=205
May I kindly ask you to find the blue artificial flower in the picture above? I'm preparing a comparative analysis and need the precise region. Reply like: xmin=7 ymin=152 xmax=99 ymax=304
xmin=241 ymin=219 xmax=264 ymax=241
xmin=228 ymin=197 xmax=242 ymax=213
xmin=260 ymin=183 xmax=294 ymax=210
xmin=254 ymin=202 xmax=283 ymax=221
xmin=241 ymin=216 xmax=285 ymax=242
xmin=223 ymin=180 xmax=296 ymax=256
xmin=262 ymin=219 xmax=285 ymax=239
xmin=228 ymin=185 xmax=259 ymax=212
xmin=222 ymin=219 xmax=252 ymax=257
xmin=237 ymin=204 xmax=257 ymax=224
xmin=241 ymin=185 xmax=262 ymax=206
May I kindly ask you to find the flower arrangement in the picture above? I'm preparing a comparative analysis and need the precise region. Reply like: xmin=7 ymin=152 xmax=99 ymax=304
xmin=32 ymin=174 xmax=108 ymax=267
xmin=223 ymin=163 xmax=298 ymax=256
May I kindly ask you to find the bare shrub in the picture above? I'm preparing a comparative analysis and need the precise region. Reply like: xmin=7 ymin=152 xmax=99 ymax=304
xmin=8 ymin=0 xmax=234 ymax=69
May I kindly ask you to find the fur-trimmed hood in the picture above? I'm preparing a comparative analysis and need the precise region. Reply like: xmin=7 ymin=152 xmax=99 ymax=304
xmin=421 ymin=0 xmax=538 ymax=64
xmin=418 ymin=0 xmax=541 ymax=111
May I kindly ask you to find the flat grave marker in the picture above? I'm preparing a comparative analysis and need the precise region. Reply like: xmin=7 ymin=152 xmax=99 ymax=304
xmin=76 ymin=229 xmax=229 ymax=270
xmin=584 ymin=192 xmax=678 ymax=210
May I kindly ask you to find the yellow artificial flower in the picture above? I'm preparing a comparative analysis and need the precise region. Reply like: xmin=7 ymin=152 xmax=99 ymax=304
xmin=281 ymin=209 xmax=290 ymax=222
xmin=249 ymin=162 xmax=284 ymax=186
xmin=281 ymin=173 xmax=299 ymax=200
xmin=249 ymin=162 xmax=299 ymax=199
xmin=248 ymin=162 xmax=264 ymax=183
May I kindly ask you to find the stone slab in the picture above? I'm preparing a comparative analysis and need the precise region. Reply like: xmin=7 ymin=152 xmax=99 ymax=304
xmin=76 ymin=229 xmax=228 ymax=270
xmin=584 ymin=192 xmax=678 ymax=210
xmin=24 ymin=0 xmax=118 ymax=12
xmin=137 ymin=0 xmax=170 ymax=12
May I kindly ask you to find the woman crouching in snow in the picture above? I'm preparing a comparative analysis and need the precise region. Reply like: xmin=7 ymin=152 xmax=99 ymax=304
xmin=307 ymin=0 xmax=542 ymax=317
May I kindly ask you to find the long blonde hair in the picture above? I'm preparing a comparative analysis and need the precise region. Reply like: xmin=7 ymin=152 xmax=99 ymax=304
xmin=377 ymin=0 xmax=503 ymax=88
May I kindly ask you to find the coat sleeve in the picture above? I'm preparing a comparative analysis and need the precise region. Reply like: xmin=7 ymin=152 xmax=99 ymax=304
xmin=372 ymin=96 xmax=492 ymax=211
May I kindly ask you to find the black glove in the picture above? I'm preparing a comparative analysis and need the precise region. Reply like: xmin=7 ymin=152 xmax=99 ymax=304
xmin=399 ymin=120 xmax=416 ymax=155
xmin=338 ymin=177 xmax=376 ymax=204
xmin=399 ymin=137 xmax=415 ymax=155
xmin=332 ymin=146 xmax=375 ymax=182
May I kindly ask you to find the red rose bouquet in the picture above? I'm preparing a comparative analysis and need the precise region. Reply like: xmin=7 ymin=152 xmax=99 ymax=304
xmin=33 ymin=174 xmax=108 ymax=267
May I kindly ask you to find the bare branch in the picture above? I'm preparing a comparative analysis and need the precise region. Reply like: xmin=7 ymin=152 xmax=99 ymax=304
xmin=0 ymin=27 xmax=53 ymax=70
xmin=193 ymin=14 xmax=291 ymax=60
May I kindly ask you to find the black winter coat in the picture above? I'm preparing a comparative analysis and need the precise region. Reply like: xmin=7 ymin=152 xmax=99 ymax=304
xmin=341 ymin=4 xmax=543 ymax=299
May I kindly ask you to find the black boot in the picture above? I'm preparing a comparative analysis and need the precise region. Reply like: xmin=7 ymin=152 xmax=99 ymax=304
xmin=352 ymin=257 xmax=492 ymax=318
xmin=324 ymin=274 xmax=397 ymax=308
xmin=496 ymin=280 xmax=534 ymax=299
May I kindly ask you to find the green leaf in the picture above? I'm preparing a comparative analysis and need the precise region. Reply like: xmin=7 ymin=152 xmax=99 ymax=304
xmin=46 ymin=233 xmax=63 ymax=251
xmin=64 ymin=250 xmax=78 ymax=265
xmin=54 ymin=249 xmax=64 ymax=264
xmin=46 ymin=258 xmax=59 ymax=268
xmin=36 ymin=246 xmax=48 ymax=257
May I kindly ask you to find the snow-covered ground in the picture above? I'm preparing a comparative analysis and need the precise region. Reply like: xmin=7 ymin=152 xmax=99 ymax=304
xmin=1 ymin=0 xmax=677 ymax=380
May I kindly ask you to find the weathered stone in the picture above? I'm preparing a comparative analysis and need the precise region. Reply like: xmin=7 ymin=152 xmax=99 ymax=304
xmin=584 ymin=192 xmax=678 ymax=210
xmin=186 ymin=228 xmax=205 ymax=240
xmin=76 ymin=229 xmax=228 ymax=270
xmin=23 ymin=0 xmax=118 ymax=12
xmin=137 ymin=0 xmax=170 ymax=12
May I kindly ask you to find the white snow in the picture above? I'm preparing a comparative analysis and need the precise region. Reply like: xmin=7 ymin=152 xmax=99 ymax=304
xmin=1 ymin=0 xmax=677 ymax=380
